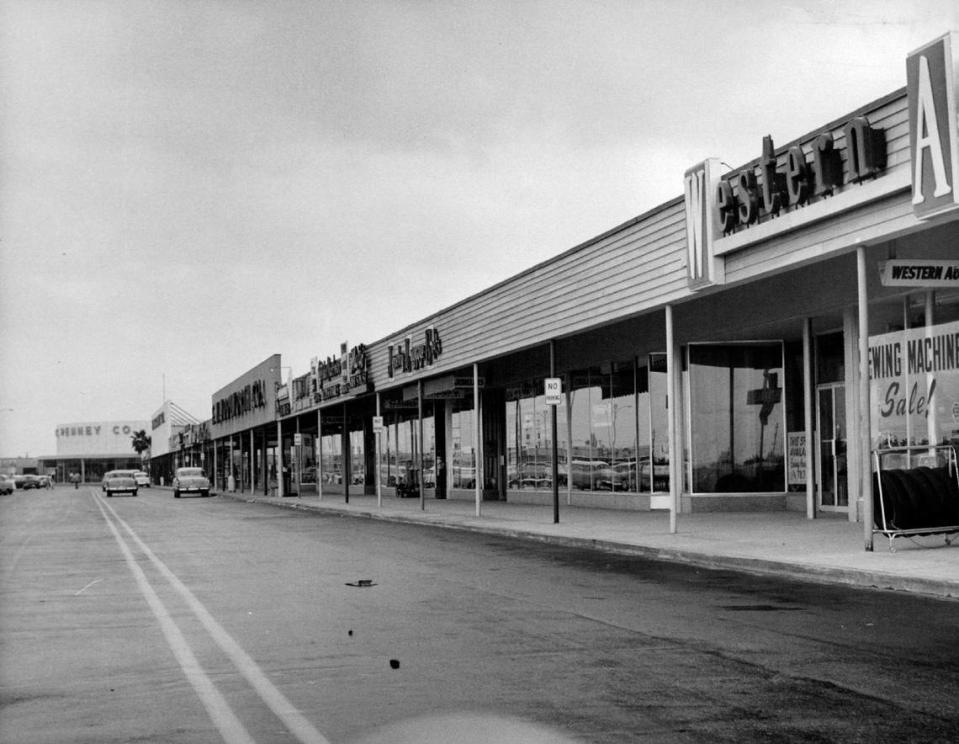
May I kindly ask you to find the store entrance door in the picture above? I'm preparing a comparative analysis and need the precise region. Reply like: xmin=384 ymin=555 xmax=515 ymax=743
xmin=816 ymin=383 xmax=848 ymax=511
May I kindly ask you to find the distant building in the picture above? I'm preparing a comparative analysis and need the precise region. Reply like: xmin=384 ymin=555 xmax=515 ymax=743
xmin=0 ymin=457 xmax=40 ymax=476
xmin=148 ymin=401 xmax=203 ymax=486
xmin=38 ymin=420 xmax=148 ymax=483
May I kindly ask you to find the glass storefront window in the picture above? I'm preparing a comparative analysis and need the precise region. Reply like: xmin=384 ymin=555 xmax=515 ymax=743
xmin=298 ymin=434 xmax=316 ymax=485
xmin=506 ymin=384 xmax=552 ymax=489
xmin=349 ymin=429 xmax=365 ymax=486
xmin=378 ymin=406 xmax=434 ymax=493
xmin=451 ymin=406 xmax=476 ymax=488
xmin=687 ymin=343 xmax=786 ymax=493
xmin=504 ymin=357 xmax=671 ymax=495
xmin=646 ymin=353 xmax=670 ymax=493
xmin=319 ymin=433 xmax=342 ymax=485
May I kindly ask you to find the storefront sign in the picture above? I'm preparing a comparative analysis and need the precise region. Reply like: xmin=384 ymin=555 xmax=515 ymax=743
xmin=690 ymin=108 xmax=895 ymax=258
xmin=314 ymin=343 xmax=372 ymax=402
xmin=544 ymin=378 xmax=562 ymax=405
xmin=683 ymin=158 xmax=725 ymax=289
xmin=56 ymin=423 xmax=138 ymax=437
xmin=212 ymin=379 xmax=267 ymax=423
xmin=387 ymin=327 xmax=442 ymax=378
xmin=786 ymin=432 xmax=807 ymax=486
xmin=907 ymin=32 xmax=959 ymax=219
xmin=54 ymin=420 xmax=149 ymax=457
xmin=868 ymin=319 xmax=959 ymax=447
xmin=716 ymin=120 xmax=885 ymax=236
xmin=878 ymin=259 xmax=959 ymax=287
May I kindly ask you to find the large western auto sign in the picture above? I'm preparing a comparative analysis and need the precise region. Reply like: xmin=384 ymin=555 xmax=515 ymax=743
xmin=907 ymin=32 xmax=959 ymax=219
xmin=683 ymin=114 xmax=892 ymax=278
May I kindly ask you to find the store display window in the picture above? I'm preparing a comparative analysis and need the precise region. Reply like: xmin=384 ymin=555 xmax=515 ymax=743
xmin=687 ymin=342 xmax=786 ymax=493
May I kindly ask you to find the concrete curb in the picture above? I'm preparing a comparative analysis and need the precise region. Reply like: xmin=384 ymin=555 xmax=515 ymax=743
xmin=214 ymin=491 xmax=959 ymax=600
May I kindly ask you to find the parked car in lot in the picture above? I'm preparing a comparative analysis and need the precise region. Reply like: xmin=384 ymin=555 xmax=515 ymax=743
xmin=14 ymin=474 xmax=41 ymax=490
xmin=172 ymin=467 xmax=211 ymax=498
xmin=102 ymin=470 xmax=138 ymax=497
xmin=37 ymin=475 xmax=53 ymax=488
xmin=132 ymin=471 xmax=150 ymax=487
xmin=0 ymin=475 xmax=15 ymax=494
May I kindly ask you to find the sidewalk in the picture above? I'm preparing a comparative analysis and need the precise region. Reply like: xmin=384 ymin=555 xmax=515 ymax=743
xmin=215 ymin=489 xmax=959 ymax=601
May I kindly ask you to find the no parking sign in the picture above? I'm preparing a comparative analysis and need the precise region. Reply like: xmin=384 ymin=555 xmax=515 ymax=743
xmin=544 ymin=378 xmax=562 ymax=405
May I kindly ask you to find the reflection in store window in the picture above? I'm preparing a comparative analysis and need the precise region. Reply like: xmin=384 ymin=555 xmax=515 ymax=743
xmin=378 ymin=407 xmax=434 ymax=494
xmin=451 ymin=407 xmax=476 ymax=488
xmin=319 ymin=433 xmax=341 ymax=485
xmin=688 ymin=343 xmax=785 ymax=493
xmin=505 ymin=357 xmax=670 ymax=495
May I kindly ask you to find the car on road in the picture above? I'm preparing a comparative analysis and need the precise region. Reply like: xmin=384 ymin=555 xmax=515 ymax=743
xmin=102 ymin=470 xmax=138 ymax=497
xmin=0 ymin=475 xmax=15 ymax=494
xmin=172 ymin=467 xmax=211 ymax=498
xmin=37 ymin=475 xmax=53 ymax=488
xmin=132 ymin=471 xmax=150 ymax=487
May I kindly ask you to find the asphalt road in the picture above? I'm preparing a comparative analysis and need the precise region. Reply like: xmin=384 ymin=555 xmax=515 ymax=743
xmin=2 ymin=486 xmax=959 ymax=744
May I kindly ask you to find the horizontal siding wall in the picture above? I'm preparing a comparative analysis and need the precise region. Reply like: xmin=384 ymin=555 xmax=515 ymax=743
xmin=367 ymin=199 xmax=691 ymax=393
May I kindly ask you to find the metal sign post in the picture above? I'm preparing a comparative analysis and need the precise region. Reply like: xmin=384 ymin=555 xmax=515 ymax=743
xmin=545 ymin=365 xmax=562 ymax=524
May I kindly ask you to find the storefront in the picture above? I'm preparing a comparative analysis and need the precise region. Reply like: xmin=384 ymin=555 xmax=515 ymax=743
xmin=210 ymin=354 xmax=284 ymax=495
xmin=275 ymin=343 xmax=376 ymax=500
xmin=40 ymin=420 xmax=148 ymax=483
xmin=277 ymin=33 xmax=959 ymax=550
xmin=149 ymin=401 xmax=203 ymax=486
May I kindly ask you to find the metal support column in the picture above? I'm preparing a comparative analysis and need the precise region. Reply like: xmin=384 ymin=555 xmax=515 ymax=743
xmin=550 ymin=340 xmax=559 ymax=524
xmin=474 ymin=363 xmax=481 ymax=517
xmin=418 ymin=381 xmax=425 ymax=511
xmin=666 ymin=304 xmax=679 ymax=534
xmin=858 ymin=247 xmax=874 ymax=551
xmin=375 ymin=393 xmax=382 ymax=508
xmin=276 ymin=421 xmax=284 ymax=497
xmin=803 ymin=318 xmax=815 ymax=519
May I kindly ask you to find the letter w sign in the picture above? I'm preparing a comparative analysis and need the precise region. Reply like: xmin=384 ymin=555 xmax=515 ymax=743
xmin=683 ymin=158 xmax=725 ymax=289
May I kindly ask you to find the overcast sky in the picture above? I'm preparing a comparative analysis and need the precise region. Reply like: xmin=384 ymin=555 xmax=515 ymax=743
xmin=1 ymin=1 xmax=957 ymax=458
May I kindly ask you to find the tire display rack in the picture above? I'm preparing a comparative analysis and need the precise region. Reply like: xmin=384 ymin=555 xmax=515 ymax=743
xmin=872 ymin=445 xmax=959 ymax=552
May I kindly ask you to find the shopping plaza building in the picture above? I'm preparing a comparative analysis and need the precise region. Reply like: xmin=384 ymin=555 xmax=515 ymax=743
xmin=38 ymin=33 xmax=959 ymax=551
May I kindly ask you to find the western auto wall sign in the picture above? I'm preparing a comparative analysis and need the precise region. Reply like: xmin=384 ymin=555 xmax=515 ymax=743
xmin=312 ymin=343 xmax=372 ymax=402
xmin=212 ymin=379 xmax=268 ymax=424
xmin=720 ymin=120 xmax=885 ymax=231
xmin=684 ymin=114 xmax=887 ymax=288
xmin=907 ymin=32 xmax=959 ymax=219
xmin=387 ymin=327 xmax=442 ymax=378
xmin=878 ymin=259 xmax=959 ymax=287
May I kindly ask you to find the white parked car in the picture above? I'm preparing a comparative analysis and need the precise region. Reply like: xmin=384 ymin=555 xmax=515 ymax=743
xmin=172 ymin=467 xmax=211 ymax=498
xmin=133 ymin=471 xmax=150 ymax=487
xmin=102 ymin=470 xmax=138 ymax=497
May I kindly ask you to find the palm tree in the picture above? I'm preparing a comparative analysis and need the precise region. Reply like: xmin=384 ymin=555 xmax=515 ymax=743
xmin=131 ymin=429 xmax=152 ymax=463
